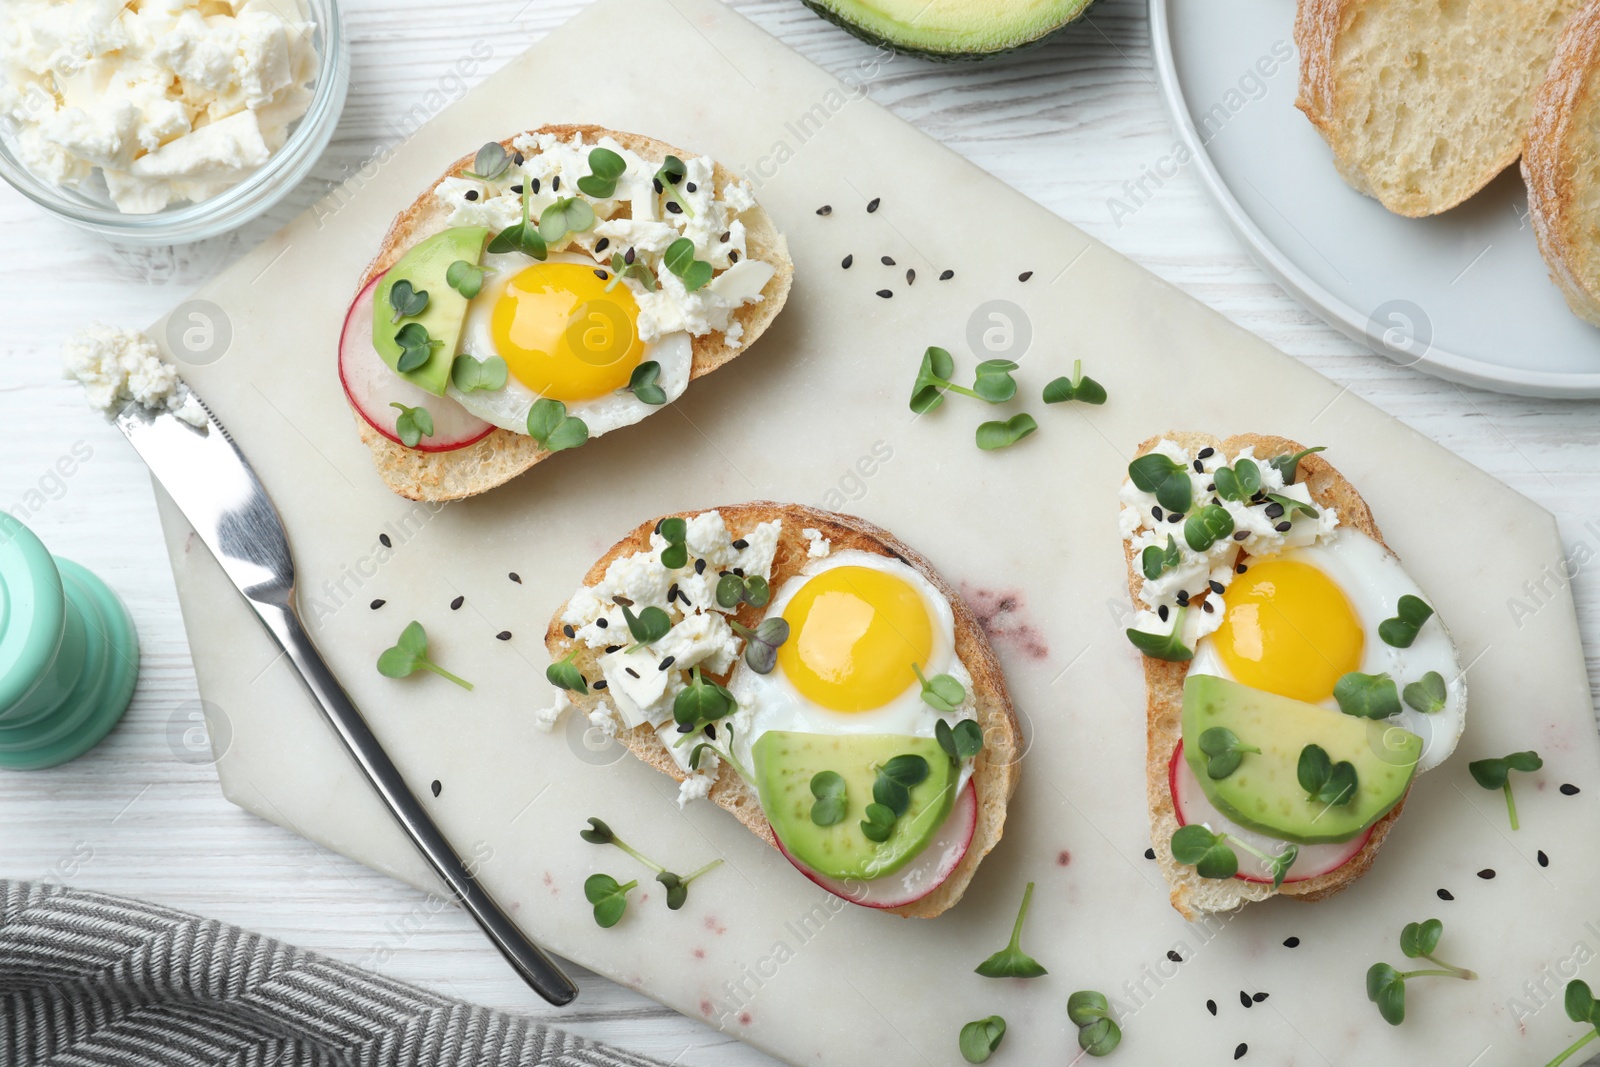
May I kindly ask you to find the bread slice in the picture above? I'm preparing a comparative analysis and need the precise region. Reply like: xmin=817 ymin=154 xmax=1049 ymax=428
xmin=352 ymin=125 xmax=794 ymax=501
xmin=544 ymin=502 xmax=1023 ymax=919
xmin=1124 ymin=433 xmax=1409 ymax=920
xmin=1295 ymin=0 xmax=1581 ymax=217
xmin=1525 ymin=0 xmax=1600 ymax=325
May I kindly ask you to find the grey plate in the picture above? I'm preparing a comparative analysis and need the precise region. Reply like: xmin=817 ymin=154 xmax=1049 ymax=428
xmin=1151 ymin=0 xmax=1600 ymax=398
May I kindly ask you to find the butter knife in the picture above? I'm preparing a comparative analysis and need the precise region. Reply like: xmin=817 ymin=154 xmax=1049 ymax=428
xmin=116 ymin=394 xmax=579 ymax=1006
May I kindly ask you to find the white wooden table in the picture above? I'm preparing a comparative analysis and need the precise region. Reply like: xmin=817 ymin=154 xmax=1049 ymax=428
xmin=4 ymin=2 xmax=1597 ymax=1063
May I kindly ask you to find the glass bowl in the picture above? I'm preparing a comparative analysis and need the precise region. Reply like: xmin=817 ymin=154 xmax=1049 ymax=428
xmin=0 ymin=0 xmax=348 ymax=245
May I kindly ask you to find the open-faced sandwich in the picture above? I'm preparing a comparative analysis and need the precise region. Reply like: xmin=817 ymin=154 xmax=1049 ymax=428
xmin=340 ymin=125 xmax=793 ymax=501
xmin=1120 ymin=435 xmax=1466 ymax=919
xmin=540 ymin=503 xmax=1022 ymax=918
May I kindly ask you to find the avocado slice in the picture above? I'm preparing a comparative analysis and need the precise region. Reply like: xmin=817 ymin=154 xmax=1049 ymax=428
xmin=753 ymin=730 xmax=957 ymax=881
xmin=802 ymin=0 xmax=1097 ymax=60
xmin=1182 ymin=674 xmax=1421 ymax=846
xmin=371 ymin=226 xmax=488 ymax=397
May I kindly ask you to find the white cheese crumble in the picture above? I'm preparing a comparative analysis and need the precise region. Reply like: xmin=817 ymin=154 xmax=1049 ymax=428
xmin=1121 ymin=441 xmax=1338 ymax=649
xmin=801 ymin=528 xmax=831 ymax=558
xmin=532 ymin=689 xmax=570 ymax=733
xmin=0 ymin=0 xmax=319 ymax=214
xmin=62 ymin=324 xmax=205 ymax=426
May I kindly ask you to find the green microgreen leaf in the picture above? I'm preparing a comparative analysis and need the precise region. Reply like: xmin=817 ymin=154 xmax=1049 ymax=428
xmin=657 ymin=516 xmax=688 ymax=569
xmin=1266 ymin=492 xmax=1319 ymax=521
xmin=388 ymin=401 xmax=434 ymax=448
xmin=376 ymin=620 xmax=472 ymax=690
xmin=1403 ymin=671 xmax=1448 ymax=713
xmin=672 ymin=665 xmax=737 ymax=731
xmin=1269 ymin=446 xmax=1325 ymax=484
xmin=958 ymin=1016 xmax=1007 ymax=1064
xmin=809 ymin=770 xmax=847 ymax=827
xmin=1072 ymin=1000 xmax=1122 ymax=1057
xmin=526 ymin=398 xmax=589 ymax=452
xmin=1368 ymin=918 xmax=1477 ymax=1025
xmin=487 ymin=179 xmax=547 ymax=259
xmin=1212 ymin=458 xmax=1262 ymax=503
xmin=451 ymin=354 xmax=508 ymax=393
xmin=715 ymin=573 xmax=769 ymax=609
xmin=584 ymin=873 xmax=636 ymax=928
xmin=971 ymin=359 xmax=1019 ymax=403
xmin=975 ymin=413 xmax=1038 ymax=451
xmin=1267 ymin=843 xmax=1299 ymax=890
xmin=910 ymin=346 xmax=956 ymax=413
xmin=462 ymin=142 xmax=512 ymax=182
xmin=1142 ymin=534 xmax=1181 ymax=582
xmin=729 ymin=617 xmax=789 ymax=674
xmin=975 ymin=881 xmax=1048 ymax=978
xmin=1333 ymin=671 xmax=1401 ymax=720
xmin=1170 ymin=824 xmax=1238 ymax=879
xmin=663 ymin=237 xmax=712 ymax=292
xmin=445 ymin=259 xmax=488 ymax=299
xmin=1379 ymin=595 xmax=1436 ymax=649
xmin=655 ymin=154 xmax=694 ymax=216
xmin=936 ymin=717 xmax=984 ymax=762
xmin=859 ymin=801 xmax=896 ymax=842
xmin=579 ymin=817 xmax=614 ymax=845
xmin=1125 ymin=605 xmax=1194 ymax=662
xmin=1368 ymin=962 xmax=1408 ymax=1026
xmin=1183 ymin=503 xmax=1235 ymax=552
xmin=620 ymin=603 xmax=672 ymax=649
xmin=1469 ymin=750 xmax=1542 ymax=830
xmin=1198 ymin=726 xmax=1260 ymax=780
xmin=1297 ymin=743 xmax=1358 ymax=806
xmin=1400 ymin=918 xmax=1443 ymax=959
xmin=605 ymin=249 xmax=656 ymax=293
xmin=1565 ymin=979 xmax=1597 ymax=1025
xmin=546 ymin=649 xmax=587 ymax=694
xmin=872 ymin=753 xmax=930 ymax=817
xmin=1128 ymin=452 xmax=1193 ymax=514
xmin=627 ymin=360 xmax=668 ymax=406
xmin=538 ymin=196 xmax=596 ymax=244
xmin=576 ymin=146 xmax=627 ymax=199
xmin=913 ymin=663 xmax=966 ymax=712
xmin=1041 ymin=359 xmax=1107 ymax=405
xmin=393 ymin=322 xmax=442 ymax=373
xmin=387 ymin=278 xmax=428 ymax=322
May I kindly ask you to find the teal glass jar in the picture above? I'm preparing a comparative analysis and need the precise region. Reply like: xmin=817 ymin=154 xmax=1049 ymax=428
xmin=0 ymin=515 xmax=139 ymax=769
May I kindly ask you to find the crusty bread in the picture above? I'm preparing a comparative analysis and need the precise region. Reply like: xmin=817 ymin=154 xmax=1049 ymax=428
xmin=545 ymin=503 xmax=1023 ymax=919
xmin=1296 ymin=0 xmax=1581 ymax=217
xmin=1525 ymin=0 xmax=1600 ymax=325
xmin=1124 ymin=434 xmax=1409 ymax=920
xmin=352 ymin=125 xmax=794 ymax=501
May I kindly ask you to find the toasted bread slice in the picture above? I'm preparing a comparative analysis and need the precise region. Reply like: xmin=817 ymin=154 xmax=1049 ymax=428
xmin=353 ymin=125 xmax=793 ymax=501
xmin=1525 ymin=0 xmax=1600 ymax=325
xmin=1295 ymin=0 xmax=1581 ymax=217
xmin=1124 ymin=433 xmax=1408 ymax=920
xmin=544 ymin=502 xmax=1023 ymax=919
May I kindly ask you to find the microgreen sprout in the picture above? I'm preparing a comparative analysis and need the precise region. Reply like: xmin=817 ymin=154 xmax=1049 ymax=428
xmin=958 ymin=1015 xmax=1007 ymax=1063
xmin=606 ymin=249 xmax=656 ymax=292
xmin=387 ymin=278 xmax=428 ymax=322
xmin=910 ymin=347 xmax=1025 ymax=413
xmin=1128 ymin=453 xmax=1193 ymax=514
xmin=1142 ymin=534 xmax=1181 ymax=581
xmin=1171 ymin=824 xmax=1298 ymax=889
xmin=1468 ymin=750 xmax=1543 ymax=830
xmin=809 ymin=770 xmax=847 ymax=826
xmin=1125 ymin=606 xmax=1193 ymax=662
xmin=913 ymin=663 xmax=966 ymax=712
xmin=1041 ymin=359 xmax=1107 ymax=405
xmin=584 ymin=873 xmax=636 ymax=928
xmin=663 ymin=237 xmax=713 ymax=292
xmin=1067 ymin=991 xmax=1122 ymax=1057
xmin=487 ymin=179 xmax=547 ymax=259
xmin=1269 ymin=445 xmax=1325 ymax=484
xmin=389 ymin=402 xmax=434 ymax=448
xmin=545 ymin=649 xmax=587 ymax=693
xmin=1266 ymin=492 xmax=1319 ymax=520
xmin=936 ymin=718 xmax=984 ymax=762
xmin=577 ymin=146 xmax=627 ymax=199
xmin=657 ymin=516 xmax=688 ymax=569
xmin=445 ymin=259 xmax=488 ymax=298
xmin=971 ymin=360 xmax=1020 ymax=403
xmin=1366 ymin=917 xmax=1477 ymax=1025
xmin=462 ymin=142 xmax=512 ymax=182
xmin=860 ymin=802 xmax=897 ymax=843
xmin=620 ymin=602 xmax=672 ymax=650
xmin=673 ymin=665 xmax=737 ymax=732
xmin=655 ymin=861 xmax=723 ymax=911
xmin=393 ymin=322 xmax=441 ymax=373
xmin=716 ymin=573 xmax=770 ymax=609
xmin=526 ymin=398 xmax=588 ymax=452
xmin=376 ymin=621 xmax=472 ymax=690
xmin=1379 ymin=595 xmax=1435 ymax=648
xmin=1543 ymin=980 xmax=1600 ymax=1066
xmin=872 ymin=753 xmax=929 ymax=818
xmin=654 ymin=154 xmax=694 ymax=216
xmin=1297 ymin=743 xmax=1358 ymax=806
xmin=729 ymin=617 xmax=788 ymax=674
xmin=627 ymin=361 xmax=668 ymax=405
xmin=1197 ymin=726 xmax=1259 ymax=780
xmin=975 ymin=414 xmax=1037 ymax=451
xmin=974 ymin=881 xmax=1048 ymax=978
xmin=1212 ymin=457 xmax=1261 ymax=503
xmin=538 ymin=196 xmax=596 ymax=244
xmin=1183 ymin=503 xmax=1235 ymax=552
xmin=681 ymin=722 xmax=751 ymax=783
xmin=1403 ymin=670 xmax=1448 ymax=713
xmin=1333 ymin=671 xmax=1401 ymax=720
xmin=580 ymin=817 xmax=723 ymax=914
xmin=450 ymin=354 xmax=508 ymax=393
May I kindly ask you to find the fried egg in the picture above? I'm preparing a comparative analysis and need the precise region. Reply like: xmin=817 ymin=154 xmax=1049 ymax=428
xmin=447 ymin=250 xmax=692 ymax=436
xmin=1188 ymin=526 xmax=1465 ymax=772
xmin=728 ymin=550 xmax=976 ymax=783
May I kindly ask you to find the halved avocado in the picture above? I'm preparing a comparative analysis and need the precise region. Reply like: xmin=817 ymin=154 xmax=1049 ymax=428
xmin=802 ymin=0 xmax=1098 ymax=61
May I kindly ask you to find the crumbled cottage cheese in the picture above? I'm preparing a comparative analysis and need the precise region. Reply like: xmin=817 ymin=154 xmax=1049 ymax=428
xmin=62 ymin=324 xmax=205 ymax=425
xmin=801 ymin=527 xmax=830 ymax=558
xmin=0 ymin=0 xmax=318 ymax=213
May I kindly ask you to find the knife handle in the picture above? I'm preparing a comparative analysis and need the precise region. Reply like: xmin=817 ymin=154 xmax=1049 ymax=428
xmin=259 ymin=601 xmax=578 ymax=1006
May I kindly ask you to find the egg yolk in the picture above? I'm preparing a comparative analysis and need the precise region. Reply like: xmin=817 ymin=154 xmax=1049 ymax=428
xmin=1212 ymin=559 xmax=1364 ymax=704
xmin=490 ymin=262 xmax=645 ymax=401
xmin=777 ymin=566 xmax=934 ymax=713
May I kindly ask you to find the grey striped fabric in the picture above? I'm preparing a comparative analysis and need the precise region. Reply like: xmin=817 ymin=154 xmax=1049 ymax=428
xmin=0 ymin=881 xmax=667 ymax=1067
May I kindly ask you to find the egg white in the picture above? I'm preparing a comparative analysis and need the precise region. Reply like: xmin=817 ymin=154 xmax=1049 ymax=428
xmin=1189 ymin=526 xmax=1465 ymax=773
xmin=446 ymin=250 xmax=693 ymax=437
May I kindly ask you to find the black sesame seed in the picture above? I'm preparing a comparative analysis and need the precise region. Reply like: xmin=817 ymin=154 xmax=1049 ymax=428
xmin=1209 ymin=580 xmax=1226 ymax=595
xmin=694 ymin=559 xmax=707 ymax=575
xmin=513 ymin=152 xmax=523 ymax=165
xmin=876 ymin=289 xmax=892 ymax=298
xmin=1019 ymin=271 xmax=1033 ymax=282
xmin=732 ymin=567 xmax=745 ymax=578
xmin=1167 ymin=950 xmax=1182 ymax=963
xmin=1206 ymin=483 xmax=1216 ymax=492
xmin=1438 ymin=888 xmax=1454 ymax=901
xmin=732 ymin=538 xmax=749 ymax=550
xmin=551 ymin=176 xmax=560 ymax=191
xmin=906 ymin=269 xmax=915 ymax=285
xmin=624 ymin=246 xmax=635 ymax=265
xmin=866 ymin=197 xmax=880 ymax=212
xmin=625 ymin=668 xmax=639 ymax=679
xmin=1206 ymin=999 xmax=1217 ymax=1016
xmin=881 ymin=255 xmax=895 ymax=266
xmin=1202 ymin=601 xmax=1215 ymax=614
xmin=1234 ymin=1043 xmax=1247 ymax=1060
xmin=562 ymin=624 xmax=574 ymax=638
xmin=1193 ymin=459 xmax=1205 ymax=473
xmin=605 ymin=645 xmax=622 ymax=654
xmin=1283 ymin=936 xmax=1300 ymax=948
xmin=1237 ymin=563 xmax=1248 ymax=573
xmin=431 ymin=780 xmax=441 ymax=797
xmin=594 ymin=269 xmax=608 ymax=280
xmin=1539 ymin=850 xmax=1550 ymax=867
xmin=1234 ymin=531 xmax=1249 ymax=541
xmin=452 ymin=596 xmax=465 ymax=611
xmin=728 ymin=250 xmax=740 ymax=262
xmin=659 ymin=656 xmax=676 ymax=671
xmin=1274 ymin=521 xmax=1293 ymax=532
xmin=1152 ymin=506 xmax=1164 ymax=520
xmin=1562 ymin=783 xmax=1581 ymax=795
xmin=1239 ymin=991 xmax=1252 ymax=1009
xmin=509 ymin=572 xmax=521 ymax=583
xmin=596 ymin=618 xmax=608 ymax=629
xmin=1478 ymin=868 xmax=1496 ymax=879
xmin=719 ymin=232 xmax=730 ymax=243
xmin=1158 ymin=605 xmax=1170 ymax=621
xmin=1253 ymin=992 xmax=1268 ymax=1003
xmin=1167 ymin=512 xmax=1184 ymax=524
xmin=1176 ymin=591 xmax=1190 ymax=607
xmin=652 ymin=178 xmax=663 ymax=194
xmin=613 ymin=595 xmax=633 ymax=606
xmin=593 ymin=680 xmax=607 ymax=690
xmin=666 ymin=201 xmax=682 ymax=214
xmin=686 ymin=182 xmax=697 ymax=193
xmin=1198 ymin=447 xmax=1215 ymax=459
xmin=510 ymin=184 xmax=522 ymax=194
xmin=370 ymin=599 xmax=385 ymax=610
xmin=703 ymin=723 xmax=717 ymax=739
xmin=841 ymin=254 xmax=853 ymax=269
xmin=939 ymin=269 xmax=954 ymax=280
xmin=1144 ymin=847 xmax=1156 ymax=860
xmin=1264 ymin=502 xmax=1285 ymax=520
xmin=531 ymin=177 xmax=540 ymax=193
xmin=464 ymin=189 xmax=479 ymax=201
xmin=668 ymin=582 xmax=680 ymax=600
xmin=595 ymin=238 xmax=609 ymax=253
xmin=496 ymin=631 xmax=511 ymax=641
xmin=379 ymin=533 xmax=392 ymax=548
xmin=817 ymin=205 xmax=832 ymax=215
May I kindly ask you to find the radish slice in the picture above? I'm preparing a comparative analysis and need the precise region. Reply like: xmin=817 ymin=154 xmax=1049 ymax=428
xmin=774 ymin=779 xmax=979 ymax=909
xmin=339 ymin=277 xmax=493 ymax=453
xmin=1169 ymin=743 xmax=1371 ymax=884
